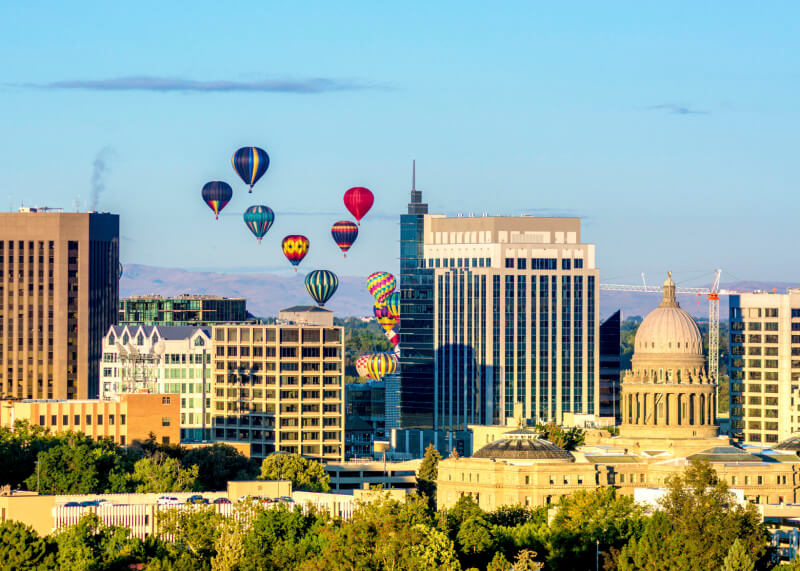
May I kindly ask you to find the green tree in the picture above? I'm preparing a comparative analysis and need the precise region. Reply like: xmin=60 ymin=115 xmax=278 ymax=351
xmin=122 ymin=454 xmax=199 ymax=493
xmin=0 ymin=421 xmax=57 ymax=489
xmin=183 ymin=443 xmax=258 ymax=491
xmin=157 ymin=505 xmax=224 ymax=565
xmin=722 ymin=538 xmax=756 ymax=571
xmin=417 ymin=444 xmax=442 ymax=509
xmin=53 ymin=512 xmax=144 ymax=571
xmin=0 ymin=520 xmax=55 ymax=569
xmin=455 ymin=515 xmax=496 ymax=569
xmin=407 ymin=524 xmax=461 ymax=571
xmin=240 ymin=504 xmax=326 ymax=570
xmin=487 ymin=551 xmax=512 ymax=571
xmin=259 ymin=453 xmax=330 ymax=492
xmin=533 ymin=422 xmax=585 ymax=451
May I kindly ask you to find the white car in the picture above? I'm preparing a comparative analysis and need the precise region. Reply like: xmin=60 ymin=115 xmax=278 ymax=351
xmin=157 ymin=496 xmax=181 ymax=506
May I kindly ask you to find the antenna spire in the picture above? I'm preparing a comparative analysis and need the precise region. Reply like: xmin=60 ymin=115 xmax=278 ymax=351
xmin=412 ymin=160 xmax=416 ymax=191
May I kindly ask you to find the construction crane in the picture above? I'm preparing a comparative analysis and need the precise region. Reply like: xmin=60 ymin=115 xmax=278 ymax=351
xmin=600 ymin=269 xmax=736 ymax=384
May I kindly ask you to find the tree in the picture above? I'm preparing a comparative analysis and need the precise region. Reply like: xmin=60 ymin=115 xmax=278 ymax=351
xmin=183 ymin=443 xmax=258 ymax=491
xmin=122 ymin=454 xmax=199 ymax=493
xmin=259 ymin=453 xmax=330 ymax=492
xmin=417 ymin=444 xmax=442 ymax=509
xmin=407 ymin=524 xmax=461 ymax=571
xmin=722 ymin=538 xmax=755 ymax=571
xmin=157 ymin=505 xmax=224 ymax=564
xmin=533 ymin=422 xmax=585 ymax=451
xmin=240 ymin=504 xmax=326 ymax=570
xmin=0 ymin=421 xmax=56 ymax=488
xmin=53 ymin=512 xmax=145 ymax=570
xmin=0 ymin=520 xmax=55 ymax=569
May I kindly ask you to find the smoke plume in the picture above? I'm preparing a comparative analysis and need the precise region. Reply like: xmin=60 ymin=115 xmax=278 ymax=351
xmin=90 ymin=147 xmax=113 ymax=211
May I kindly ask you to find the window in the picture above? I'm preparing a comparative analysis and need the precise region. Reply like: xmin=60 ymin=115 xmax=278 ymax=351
xmin=120 ymin=436 xmax=126 ymax=445
xmin=109 ymin=415 xmax=115 ymax=425
xmin=74 ymin=415 xmax=80 ymax=425
xmin=562 ymin=259 xmax=571 ymax=270
xmin=574 ymin=259 xmax=583 ymax=269
xmin=162 ymin=396 xmax=171 ymax=405
xmin=505 ymin=258 xmax=513 ymax=268
xmin=121 ymin=414 xmax=126 ymax=425
xmin=86 ymin=415 xmax=92 ymax=425
xmin=97 ymin=415 xmax=103 ymax=425
xmin=162 ymin=417 xmax=171 ymax=426
xmin=517 ymin=258 xmax=526 ymax=269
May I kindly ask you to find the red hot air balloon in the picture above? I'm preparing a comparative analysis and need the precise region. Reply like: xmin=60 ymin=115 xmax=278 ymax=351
xmin=343 ymin=187 xmax=374 ymax=225
xmin=331 ymin=220 xmax=358 ymax=257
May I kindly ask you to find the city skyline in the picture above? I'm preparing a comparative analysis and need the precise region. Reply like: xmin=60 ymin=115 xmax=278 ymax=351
xmin=2 ymin=3 xmax=798 ymax=287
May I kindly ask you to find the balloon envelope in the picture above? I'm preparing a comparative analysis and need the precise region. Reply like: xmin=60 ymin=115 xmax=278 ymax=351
xmin=232 ymin=147 xmax=270 ymax=192
xmin=343 ymin=187 xmax=374 ymax=224
xmin=305 ymin=269 xmax=339 ymax=306
xmin=366 ymin=352 xmax=397 ymax=380
xmin=373 ymin=302 xmax=396 ymax=333
xmin=385 ymin=292 xmax=400 ymax=320
xmin=355 ymin=355 xmax=373 ymax=379
xmin=282 ymin=235 xmax=309 ymax=268
xmin=201 ymin=181 xmax=233 ymax=220
xmin=243 ymin=205 xmax=275 ymax=243
xmin=366 ymin=271 xmax=396 ymax=303
xmin=331 ymin=220 xmax=358 ymax=255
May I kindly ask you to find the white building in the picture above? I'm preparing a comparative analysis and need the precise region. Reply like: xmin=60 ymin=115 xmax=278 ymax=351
xmin=100 ymin=325 xmax=212 ymax=442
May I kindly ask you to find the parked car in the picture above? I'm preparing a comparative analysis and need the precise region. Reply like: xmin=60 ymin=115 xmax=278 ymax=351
xmin=157 ymin=496 xmax=181 ymax=506
xmin=63 ymin=502 xmax=81 ymax=507
xmin=186 ymin=495 xmax=208 ymax=505
xmin=96 ymin=499 xmax=111 ymax=506
xmin=212 ymin=498 xmax=231 ymax=505
xmin=278 ymin=496 xmax=294 ymax=504
xmin=79 ymin=500 xmax=99 ymax=507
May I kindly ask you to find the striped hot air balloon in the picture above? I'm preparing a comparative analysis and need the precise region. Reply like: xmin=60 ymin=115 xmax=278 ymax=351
xmin=385 ymin=292 xmax=400 ymax=320
xmin=232 ymin=147 xmax=270 ymax=193
xmin=373 ymin=302 xmax=396 ymax=333
xmin=243 ymin=205 xmax=275 ymax=243
xmin=201 ymin=181 xmax=233 ymax=220
xmin=331 ymin=220 xmax=358 ymax=256
xmin=366 ymin=352 xmax=397 ymax=380
xmin=366 ymin=271 xmax=396 ymax=304
xmin=282 ymin=235 xmax=309 ymax=271
xmin=355 ymin=355 xmax=373 ymax=379
xmin=305 ymin=270 xmax=338 ymax=306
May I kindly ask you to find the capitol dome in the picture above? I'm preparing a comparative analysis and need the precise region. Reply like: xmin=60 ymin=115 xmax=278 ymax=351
xmin=632 ymin=273 xmax=704 ymax=368
xmin=472 ymin=428 xmax=574 ymax=463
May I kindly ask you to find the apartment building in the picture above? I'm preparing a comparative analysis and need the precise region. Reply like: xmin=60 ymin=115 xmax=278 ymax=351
xmin=0 ymin=209 xmax=119 ymax=399
xmin=210 ymin=307 xmax=345 ymax=462
xmin=119 ymin=294 xmax=248 ymax=327
xmin=100 ymin=325 xmax=212 ymax=442
xmin=729 ymin=290 xmax=800 ymax=444
xmin=0 ymin=393 xmax=179 ymax=445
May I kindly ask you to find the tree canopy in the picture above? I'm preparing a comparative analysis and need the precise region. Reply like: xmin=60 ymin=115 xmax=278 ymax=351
xmin=259 ymin=453 xmax=331 ymax=492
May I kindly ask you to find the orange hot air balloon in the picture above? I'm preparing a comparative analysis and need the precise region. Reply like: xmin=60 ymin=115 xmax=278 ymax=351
xmin=282 ymin=235 xmax=309 ymax=271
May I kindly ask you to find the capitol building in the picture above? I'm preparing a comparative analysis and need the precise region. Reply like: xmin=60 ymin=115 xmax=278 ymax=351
xmin=438 ymin=274 xmax=800 ymax=510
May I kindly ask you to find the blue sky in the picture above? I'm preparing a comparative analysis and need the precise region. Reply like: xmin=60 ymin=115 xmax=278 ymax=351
xmin=1 ymin=2 xmax=798 ymax=288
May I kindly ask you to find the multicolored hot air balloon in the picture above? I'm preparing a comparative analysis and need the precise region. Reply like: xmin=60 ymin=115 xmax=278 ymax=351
xmin=331 ymin=220 xmax=359 ymax=257
xmin=282 ymin=235 xmax=309 ymax=271
xmin=366 ymin=271 xmax=396 ymax=303
xmin=305 ymin=270 xmax=339 ymax=306
xmin=355 ymin=355 xmax=373 ymax=379
xmin=373 ymin=302 xmax=397 ymax=333
xmin=232 ymin=147 xmax=270 ymax=193
xmin=385 ymin=292 xmax=400 ymax=320
xmin=343 ymin=186 xmax=374 ymax=225
xmin=243 ymin=205 xmax=275 ymax=244
xmin=366 ymin=352 xmax=397 ymax=380
xmin=201 ymin=181 xmax=233 ymax=220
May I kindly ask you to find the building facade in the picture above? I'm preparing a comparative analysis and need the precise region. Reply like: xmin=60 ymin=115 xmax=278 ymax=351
xmin=209 ymin=309 xmax=345 ymax=463
xmin=0 ymin=210 xmax=119 ymax=400
xmin=100 ymin=325 xmax=212 ymax=442
xmin=729 ymin=289 xmax=800 ymax=445
xmin=119 ymin=294 xmax=248 ymax=327
xmin=0 ymin=393 xmax=179 ymax=446
xmin=423 ymin=215 xmax=599 ymax=428
xmin=599 ymin=310 xmax=622 ymax=422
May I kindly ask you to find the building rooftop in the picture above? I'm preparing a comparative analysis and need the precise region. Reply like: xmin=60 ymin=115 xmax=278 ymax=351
xmin=472 ymin=428 xmax=574 ymax=462
xmin=280 ymin=305 xmax=332 ymax=313
xmin=122 ymin=294 xmax=245 ymax=301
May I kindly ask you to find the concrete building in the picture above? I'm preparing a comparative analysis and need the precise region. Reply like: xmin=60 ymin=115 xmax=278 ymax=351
xmin=599 ymin=310 xmax=622 ymax=422
xmin=210 ymin=308 xmax=345 ymax=463
xmin=0 ymin=209 xmax=119 ymax=399
xmin=345 ymin=380 xmax=385 ymax=437
xmin=421 ymin=214 xmax=599 ymax=428
xmin=100 ymin=325 xmax=212 ymax=442
xmin=119 ymin=294 xmax=248 ymax=327
xmin=728 ymin=289 xmax=800 ymax=445
xmin=438 ymin=274 xmax=800 ymax=512
xmin=0 ymin=392 xmax=179 ymax=446
xmin=325 ymin=459 xmax=421 ymax=492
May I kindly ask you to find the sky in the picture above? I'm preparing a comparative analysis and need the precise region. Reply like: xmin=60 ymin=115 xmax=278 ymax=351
xmin=1 ymin=2 xmax=798 ymax=289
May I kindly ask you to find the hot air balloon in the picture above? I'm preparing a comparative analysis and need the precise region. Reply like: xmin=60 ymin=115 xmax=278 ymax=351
xmin=232 ymin=147 xmax=270 ymax=193
xmin=331 ymin=220 xmax=359 ymax=257
xmin=343 ymin=186 xmax=374 ymax=225
xmin=118 ymin=262 xmax=124 ymax=279
xmin=366 ymin=271 xmax=396 ymax=304
xmin=385 ymin=292 xmax=400 ymax=320
xmin=355 ymin=355 xmax=373 ymax=379
xmin=243 ymin=205 xmax=275 ymax=244
xmin=201 ymin=181 xmax=233 ymax=220
xmin=366 ymin=352 xmax=397 ymax=380
xmin=373 ymin=302 xmax=396 ymax=333
xmin=305 ymin=270 xmax=338 ymax=306
xmin=282 ymin=235 xmax=309 ymax=271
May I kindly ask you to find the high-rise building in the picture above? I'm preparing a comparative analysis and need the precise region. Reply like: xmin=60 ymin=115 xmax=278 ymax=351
xmin=422 ymin=214 xmax=599 ymax=428
xmin=209 ymin=308 xmax=345 ymax=462
xmin=599 ymin=310 xmax=622 ymax=422
xmin=100 ymin=325 xmax=212 ymax=442
xmin=398 ymin=164 xmax=435 ymax=429
xmin=728 ymin=289 xmax=800 ymax=445
xmin=119 ymin=294 xmax=249 ymax=327
xmin=0 ymin=209 xmax=119 ymax=399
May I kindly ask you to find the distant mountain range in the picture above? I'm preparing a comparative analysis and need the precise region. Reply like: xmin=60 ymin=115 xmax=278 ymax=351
xmin=120 ymin=264 xmax=796 ymax=320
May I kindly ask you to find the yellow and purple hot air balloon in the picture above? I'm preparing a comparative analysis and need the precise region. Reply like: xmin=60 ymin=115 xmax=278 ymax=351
xmin=366 ymin=352 xmax=397 ymax=380
xmin=232 ymin=147 xmax=270 ymax=193
xmin=243 ymin=205 xmax=275 ymax=244
xmin=366 ymin=271 xmax=396 ymax=304
xmin=373 ymin=302 xmax=397 ymax=333
xmin=282 ymin=235 xmax=309 ymax=271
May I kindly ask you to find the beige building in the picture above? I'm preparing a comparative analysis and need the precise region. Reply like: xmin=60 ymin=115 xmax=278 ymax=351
xmin=210 ymin=308 xmax=345 ymax=462
xmin=0 ymin=209 xmax=119 ymax=400
xmin=0 ymin=392 xmax=179 ymax=446
xmin=422 ymin=215 xmax=600 ymax=428
xmin=728 ymin=289 xmax=800 ymax=445
xmin=439 ymin=274 xmax=800 ymax=511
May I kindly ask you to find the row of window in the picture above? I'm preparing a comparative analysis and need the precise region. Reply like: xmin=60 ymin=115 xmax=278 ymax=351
xmin=37 ymin=413 xmax=127 ymax=426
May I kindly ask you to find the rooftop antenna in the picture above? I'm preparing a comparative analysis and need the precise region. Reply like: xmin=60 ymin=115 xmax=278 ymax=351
xmin=412 ymin=159 xmax=416 ymax=191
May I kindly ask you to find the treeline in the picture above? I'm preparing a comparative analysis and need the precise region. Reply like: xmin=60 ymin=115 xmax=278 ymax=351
xmin=1 ymin=459 xmax=790 ymax=570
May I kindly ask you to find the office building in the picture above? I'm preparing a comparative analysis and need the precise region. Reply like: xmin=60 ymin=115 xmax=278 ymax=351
xmin=100 ymin=325 xmax=212 ymax=442
xmin=422 ymin=214 xmax=599 ymax=428
xmin=0 ymin=392 xmax=179 ymax=446
xmin=209 ymin=308 xmax=345 ymax=463
xmin=0 ymin=209 xmax=119 ymax=399
xmin=728 ymin=289 xmax=800 ymax=445
xmin=119 ymin=294 xmax=248 ymax=327
xmin=345 ymin=380 xmax=385 ymax=437
xmin=599 ymin=310 xmax=622 ymax=422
